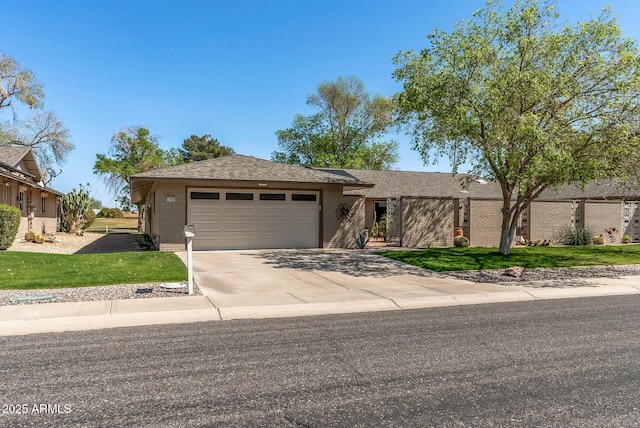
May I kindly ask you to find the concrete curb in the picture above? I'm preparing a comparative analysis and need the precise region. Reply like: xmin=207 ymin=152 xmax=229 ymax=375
xmin=1 ymin=283 xmax=640 ymax=336
xmin=219 ymin=299 xmax=400 ymax=320
xmin=0 ymin=309 xmax=221 ymax=336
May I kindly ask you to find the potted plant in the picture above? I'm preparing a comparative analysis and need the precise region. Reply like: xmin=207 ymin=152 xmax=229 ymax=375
xmin=454 ymin=236 xmax=470 ymax=247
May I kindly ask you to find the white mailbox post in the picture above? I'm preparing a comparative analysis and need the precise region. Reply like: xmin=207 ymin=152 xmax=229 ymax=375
xmin=183 ymin=224 xmax=196 ymax=295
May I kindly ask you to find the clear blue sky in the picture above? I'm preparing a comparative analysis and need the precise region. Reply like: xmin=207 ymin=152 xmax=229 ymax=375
xmin=3 ymin=0 xmax=639 ymax=206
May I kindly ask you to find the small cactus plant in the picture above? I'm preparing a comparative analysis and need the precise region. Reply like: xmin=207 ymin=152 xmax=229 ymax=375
xmin=61 ymin=184 xmax=92 ymax=233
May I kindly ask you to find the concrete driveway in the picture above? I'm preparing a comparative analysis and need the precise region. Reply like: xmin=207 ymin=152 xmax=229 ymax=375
xmin=176 ymin=249 xmax=529 ymax=318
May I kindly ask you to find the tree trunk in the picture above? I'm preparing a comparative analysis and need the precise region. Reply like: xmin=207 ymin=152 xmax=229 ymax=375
xmin=137 ymin=203 xmax=144 ymax=233
xmin=498 ymin=203 xmax=520 ymax=255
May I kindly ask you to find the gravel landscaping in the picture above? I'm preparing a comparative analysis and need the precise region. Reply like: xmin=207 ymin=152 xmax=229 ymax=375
xmin=446 ymin=264 xmax=640 ymax=284
xmin=0 ymin=283 xmax=201 ymax=306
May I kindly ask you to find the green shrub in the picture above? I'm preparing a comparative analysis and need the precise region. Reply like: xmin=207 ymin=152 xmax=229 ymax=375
xmin=0 ymin=204 xmax=21 ymax=250
xmin=83 ymin=209 xmax=96 ymax=229
xmin=97 ymin=207 xmax=124 ymax=218
xmin=562 ymin=226 xmax=593 ymax=246
xmin=137 ymin=233 xmax=157 ymax=251
xmin=453 ymin=236 xmax=470 ymax=247
xmin=622 ymin=234 xmax=632 ymax=244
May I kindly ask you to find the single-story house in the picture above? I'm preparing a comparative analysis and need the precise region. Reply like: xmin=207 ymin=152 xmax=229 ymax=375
xmin=0 ymin=146 xmax=64 ymax=236
xmin=130 ymin=154 xmax=640 ymax=251
xmin=131 ymin=155 xmax=374 ymax=251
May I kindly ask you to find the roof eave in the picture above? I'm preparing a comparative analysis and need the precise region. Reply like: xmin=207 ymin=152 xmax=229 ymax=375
xmin=130 ymin=176 xmax=371 ymax=204
xmin=0 ymin=170 xmax=64 ymax=196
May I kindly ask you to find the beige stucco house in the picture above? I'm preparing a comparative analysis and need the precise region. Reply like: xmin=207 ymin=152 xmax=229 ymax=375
xmin=0 ymin=146 xmax=64 ymax=236
xmin=131 ymin=155 xmax=374 ymax=251
xmin=131 ymin=154 xmax=640 ymax=251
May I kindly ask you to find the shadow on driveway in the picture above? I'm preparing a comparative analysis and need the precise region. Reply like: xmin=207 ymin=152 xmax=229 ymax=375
xmin=248 ymin=249 xmax=436 ymax=278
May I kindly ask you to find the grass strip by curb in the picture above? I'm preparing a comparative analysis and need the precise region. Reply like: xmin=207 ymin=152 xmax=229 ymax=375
xmin=0 ymin=252 xmax=187 ymax=290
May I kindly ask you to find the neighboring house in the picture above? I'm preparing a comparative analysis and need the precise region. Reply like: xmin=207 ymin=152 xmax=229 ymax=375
xmin=0 ymin=146 xmax=64 ymax=236
xmin=338 ymin=169 xmax=640 ymax=247
xmin=528 ymin=182 xmax=640 ymax=245
xmin=131 ymin=154 xmax=640 ymax=251
xmin=320 ymin=168 xmax=504 ymax=247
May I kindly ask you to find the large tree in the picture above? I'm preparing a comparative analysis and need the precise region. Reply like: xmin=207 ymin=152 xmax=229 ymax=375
xmin=393 ymin=0 xmax=640 ymax=255
xmin=180 ymin=134 xmax=234 ymax=162
xmin=272 ymin=76 xmax=399 ymax=170
xmin=0 ymin=52 xmax=72 ymax=169
xmin=93 ymin=126 xmax=166 ymax=230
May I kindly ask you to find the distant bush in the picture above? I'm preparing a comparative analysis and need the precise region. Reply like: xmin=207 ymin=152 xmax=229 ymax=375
xmin=97 ymin=207 xmax=124 ymax=218
xmin=0 ymin=204 xmax=21 ymax=250
xmin=593 ymin=235 xmax=606 ymax=245
xmin=83 ymin=208 xmax=96 ymax=229
xmin=622 ymin=234 xmax=632 ymax=244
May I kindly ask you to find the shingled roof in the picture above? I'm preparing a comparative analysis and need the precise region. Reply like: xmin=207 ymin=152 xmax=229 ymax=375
xmin=537 ymin=180 xmax=640 ymax=201
xmin=0 ymin=145 xmax=63 ymax=196
xmin=318 ymin=168 xmax=504 ymax=199
xmin=0 ymin=145 xmax=30 ymax=166
xmin=130 ymin=155 xmax=374 ymax=203
xmin=133 ymin=155 xmax=372 ymax=185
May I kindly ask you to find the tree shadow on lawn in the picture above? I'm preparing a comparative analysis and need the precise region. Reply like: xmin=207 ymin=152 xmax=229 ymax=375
xmin=248 ymin=249 xmax=439 ymax=278
xmin=74 ymin=234 xmax=142 ymax=254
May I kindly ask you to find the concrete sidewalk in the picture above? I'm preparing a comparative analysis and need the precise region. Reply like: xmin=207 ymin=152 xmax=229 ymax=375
xmin=1 ymin=276 xmax=639 ymax=336
xmin=2 ymin=249 xmax=640 ymax=336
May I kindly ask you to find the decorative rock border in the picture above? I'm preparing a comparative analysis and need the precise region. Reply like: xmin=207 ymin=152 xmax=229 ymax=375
xmin=446 ymin=265 xmax=640 ymax=284
xmin=0 ymin=283 xmax=202 ymax=306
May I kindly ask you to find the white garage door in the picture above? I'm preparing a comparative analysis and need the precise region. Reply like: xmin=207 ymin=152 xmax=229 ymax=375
xmin=187 ymin=188 xmax=320 ymax=250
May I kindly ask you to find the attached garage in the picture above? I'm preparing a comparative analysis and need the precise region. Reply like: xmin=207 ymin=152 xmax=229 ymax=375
xmin=130 ymin=155 xmax=373 ymax=251
xmin=187 ymin=188 xmax=320 ymax=250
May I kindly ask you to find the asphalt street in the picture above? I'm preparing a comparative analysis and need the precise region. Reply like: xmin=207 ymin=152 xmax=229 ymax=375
xmin=1 ymin=295 xmax=640 ymax=427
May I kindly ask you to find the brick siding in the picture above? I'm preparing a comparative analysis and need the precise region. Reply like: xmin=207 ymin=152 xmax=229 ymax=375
xmin=529 ymin=201 xmax=575 ymax=242
xmin=157 ymin=183 xmax=187 ymax=250
xmin=622 ymin=202 xmax=640 ymax=242
xmin=584 ymin=201 xmax=622 ymax=244
xmin=468 ymin=200 xmax=503 ymax=247
xmin=323 ymin=189 xmax=365 ymax=248
xmin=400 ymin=197 xmax=454 ymax=247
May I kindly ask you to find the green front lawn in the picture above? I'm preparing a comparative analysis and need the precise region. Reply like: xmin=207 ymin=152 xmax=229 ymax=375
xmin=0 ymin=252 xmax=187 ymax=290
xmin=379 ymin=245 xmax=640 ymax=272
xmin=86 ymin=217 xmax=139 ymax=233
